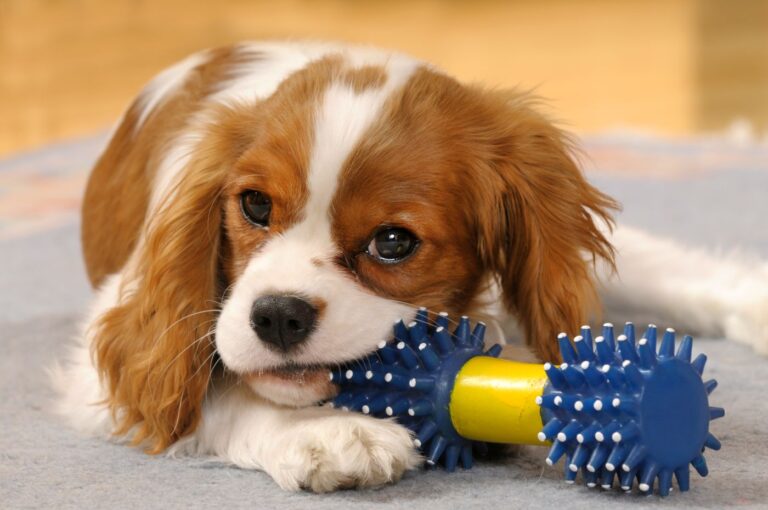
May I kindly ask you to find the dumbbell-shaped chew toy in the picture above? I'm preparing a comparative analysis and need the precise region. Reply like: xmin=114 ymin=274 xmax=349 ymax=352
xmin=330 ymin=308 xmax=723 ymax=496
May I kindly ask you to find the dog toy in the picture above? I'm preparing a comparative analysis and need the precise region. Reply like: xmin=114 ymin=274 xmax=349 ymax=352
xmin=330 ymin=308 xmax=723 ymax=496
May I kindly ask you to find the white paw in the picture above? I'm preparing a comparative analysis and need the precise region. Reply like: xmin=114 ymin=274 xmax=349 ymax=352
xmin=266 ymin=412 xmax=421 ymax=492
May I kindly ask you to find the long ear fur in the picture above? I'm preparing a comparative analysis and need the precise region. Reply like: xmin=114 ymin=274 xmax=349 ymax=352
xmin=473 ymin=91 xmax=618 ymax=361
xmin=92 ymin=127 xmax=235 ymax=452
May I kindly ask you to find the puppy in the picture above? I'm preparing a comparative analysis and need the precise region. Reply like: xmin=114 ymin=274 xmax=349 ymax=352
xmin=53 ymin=41 xmax=768 ymax=492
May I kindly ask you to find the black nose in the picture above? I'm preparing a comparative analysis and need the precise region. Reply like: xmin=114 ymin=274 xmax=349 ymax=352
xmin=250 ymin=295 xmax=318 ymax=352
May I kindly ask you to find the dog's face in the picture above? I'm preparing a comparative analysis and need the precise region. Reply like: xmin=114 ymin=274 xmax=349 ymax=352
xmin=211 ymin=58 xmax=614 ymax=407
xmin=85 ymin=46 xmax=615 ymax=450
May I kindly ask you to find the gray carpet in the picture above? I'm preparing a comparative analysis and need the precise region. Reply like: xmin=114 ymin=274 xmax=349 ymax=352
xmin=2 ymin=134 xmax=768 ymax=508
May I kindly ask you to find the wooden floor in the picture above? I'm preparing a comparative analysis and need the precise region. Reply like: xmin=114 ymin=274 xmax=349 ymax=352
xmin=1 ymin=0 xmax=766 ymax=156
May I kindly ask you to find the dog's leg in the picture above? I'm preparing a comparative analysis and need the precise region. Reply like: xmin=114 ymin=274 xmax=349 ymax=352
xmin=174 ymin=382 xmax=421 ymax=492
xmin=598 ymin=224 xmax=768 ymax=353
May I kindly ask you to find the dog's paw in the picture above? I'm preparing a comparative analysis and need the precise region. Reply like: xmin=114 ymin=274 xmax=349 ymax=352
xmin=266 ymin=412 xmax=420 ymax=492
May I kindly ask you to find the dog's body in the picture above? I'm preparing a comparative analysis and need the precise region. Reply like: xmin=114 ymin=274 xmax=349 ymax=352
xmin=54 ymin=42 xmax=768 ymax=492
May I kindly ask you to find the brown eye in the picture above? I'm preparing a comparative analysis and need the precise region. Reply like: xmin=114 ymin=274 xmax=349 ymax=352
xmin=240 ymin=190 xmax=271 ymax=227
xmin=366 ymin=227 xmax=419 ymax=264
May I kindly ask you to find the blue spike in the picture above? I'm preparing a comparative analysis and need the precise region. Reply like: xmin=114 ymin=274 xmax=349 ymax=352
xmin=620 ymin=467 xmax=637 ymax=491
xmin=586 ymin=443 xmax=610 ymax=472
xmin=675 ymin=466 xmax=691 ymax=491
xmin=584 ymin=469 xmax=598 ymax=488
xmin=434 ymin=311 xmax=450 ymax=330
xmin=385 ymin=398 xmax=410 ymax=417
xmin=639 ymin=462 xmax=660 ymax=492
xmin=623 ymin=322 xmax=636 ymax=346
xmin=460 ymin=445 xmax=473 ymax=469
xmin=393 ymin=319 xmax=409 ymax=343
xmin=676 ymin=335 xmax=693 ymax=361
xmin=362 ymin=393 xmax=395 ymax=415
xmin=414 ymin=420 xmax=438 ymax=448
xmin=426 ymin=435 xmax=448 ymax=466
xmin=576 ymin=423 xmax=600 ymax=444
xmin=613 ymin=421 xmax=640 ymax=443
xmin=557 ymin=333 xmax=578 ymax=364
xmin=408 ymin=316 xmax=428 ymax=346
xmin=588 ymin=396 xmax=607 ymax=413
xmin=485 ymin=344 xmax=503 ymax=358
xmin=543 ymin=362 xmax=567 ymax=390
xmin=602 ymin=364 xmax=627 ymax=390
xmin=705 ymin=433 xmax=722 ymax=451
xmin=617 ymin=334 xmax=638 ymax=362
xmin=349 ymin=393 xmax=373 ymax=412
xmin=363 ymin=369 xmax=386 ymax=386
xmin=454 ymin=316 xmax=471 ymax=345
xmin=600 ymin=468 xmax=615 ymax=489
xmin=536 ymin=393 xmax=559 ymax=410
xmin=658 ymin=469 xmax=673 ymax=497
xmin=432 ymin=326 xmax=454 ymax=354
xmin=569 ymin=444 xmax=591 ymax=472
xmin=539 ymin=418 xmax=564 ymax=442
xmin=553 ymin=393 xmax=581 ymax=411
xmin=546 ymin=441 xmax=569 ymax=466
xmin=395 ymin=341 xmax=420 ymax=369
xmin=556 ymin=421 xmax=583 ymax=443
xmin=709 ymin=406 xmax=725 ymax=420
xmin=692 ymin=353 xmax=707 ymax=375
xmin=595 ymin=421 xmax=620 ymax=443
xmin=444 ymin=444 xmax=460 ymax=472
xmin=574 ymin=335 xmax=595 ymax=362
xmin=691 ymin=454 xmax=709 ymax=477
xmin=343 ymin=368 xmax=366 ymax=384
xmin=414 ymin=307 xmax=429 ymax=327
xmin=563 ymin=455 xmax=578 ymax=483
xmin=644 ymin=324 xmax=658 ymax=354
xmin=562 ymin=365 xmax=587 ymax=389
xmin=638 ymin=337 xmax=656 ymax=369
xmin=605 ymin=444 xmax=629 ymax=472
xmin=470 ymin=322 xmax=486 ymax=348
xmin=621 ymin=360 xmax=644 ymax=390
xmin=383 ymin=371 xmax=411 ymax=390
xmin=580 ymin=325 xmax=593 ymax=347
xmin=376 ymin=342 xmax=398 ymax=364
xmin=329 ymin=369 xmax=343 ymax=384
xmin=602 ymin=322 xmax=616 ymax=352
xmin=704 ymin=379 xmax=718 ymax=395
xmin=660 ymin=328 xmax=676 ymax=358
xmin=595 ymin=336 xmax=614 ymax=364
xmin=580 ymin=361 xmax=608 ymax=388
xmin=408 ymin=376 xmax=436 ymax=392
xmin=408 ymin=399 xmax=434 ymax=417
xmin=611 ymin=396 xmax=639 ymax=416
xmin=622 ymin=444 xmax=647 ymax=472
xmin=416 ymin=341 xmax=441 ymax=371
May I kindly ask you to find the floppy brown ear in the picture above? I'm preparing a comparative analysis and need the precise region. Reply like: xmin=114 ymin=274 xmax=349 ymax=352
xmin=90 ymin=104 xmax=258 ymax=452
xmin=472 ymin=91 xmax=617 ymax=362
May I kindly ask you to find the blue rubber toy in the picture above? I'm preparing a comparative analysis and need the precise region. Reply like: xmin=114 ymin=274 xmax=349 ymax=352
xmin=330 ymin=308 xmax=724 ymax=496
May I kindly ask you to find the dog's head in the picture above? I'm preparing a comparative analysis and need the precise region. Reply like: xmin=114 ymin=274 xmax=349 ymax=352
xmin=85 ymin=45 xmax=615 ymax=451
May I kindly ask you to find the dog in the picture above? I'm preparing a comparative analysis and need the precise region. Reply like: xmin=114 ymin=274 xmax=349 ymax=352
xmin=53 ymin=42 xmax=768 ymax=492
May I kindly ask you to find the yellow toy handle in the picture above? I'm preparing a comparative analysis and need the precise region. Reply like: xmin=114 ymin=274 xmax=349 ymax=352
xmin=449 ymin=357 xmax=548 ymax=445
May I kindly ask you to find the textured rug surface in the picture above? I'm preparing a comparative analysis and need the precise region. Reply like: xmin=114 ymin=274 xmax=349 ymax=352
xmin=2 ymin=132 xmax=767 ymax=509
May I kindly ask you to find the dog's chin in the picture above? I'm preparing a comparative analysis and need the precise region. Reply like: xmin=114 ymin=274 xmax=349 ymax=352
xmin=243 ymin=366 xmax=338 ymax=407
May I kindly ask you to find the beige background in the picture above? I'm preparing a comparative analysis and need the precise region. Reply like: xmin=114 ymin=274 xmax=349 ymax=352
xmin=1 ymin=0 xmax=767 ymax=156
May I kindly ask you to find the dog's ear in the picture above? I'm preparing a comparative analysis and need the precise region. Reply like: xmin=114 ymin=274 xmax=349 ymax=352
xmin=471 ymin=90 xmax=617 ymax=361
xmin=91 ymin=105 xmax=252 ymax=453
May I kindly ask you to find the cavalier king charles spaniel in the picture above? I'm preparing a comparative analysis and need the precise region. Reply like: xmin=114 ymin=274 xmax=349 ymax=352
xmin=53 ymin=42 xmax=768 ymax=492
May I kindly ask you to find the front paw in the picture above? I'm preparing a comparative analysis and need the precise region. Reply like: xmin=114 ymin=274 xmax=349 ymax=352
xmin=267 ymin=412 xmax=421 ymax=492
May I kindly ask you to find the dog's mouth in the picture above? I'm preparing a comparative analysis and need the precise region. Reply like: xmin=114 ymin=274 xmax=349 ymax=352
xmin=242 ymin=362 xmax=338 ymax=407
xmin=257 ymin=363 xmax=329 ymax=382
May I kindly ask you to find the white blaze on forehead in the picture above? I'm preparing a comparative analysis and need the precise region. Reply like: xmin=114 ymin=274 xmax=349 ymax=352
xmin=298 ymin=59 xmax=420 ymax=239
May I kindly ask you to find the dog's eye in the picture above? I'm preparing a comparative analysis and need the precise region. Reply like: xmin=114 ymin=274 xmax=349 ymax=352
xmin=240 ymin=190 xmax=271 ymax=227
xmin=366 ymin=227 xmax=419 ymax=263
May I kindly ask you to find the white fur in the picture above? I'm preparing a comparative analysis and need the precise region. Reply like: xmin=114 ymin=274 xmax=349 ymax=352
xmin=599 ymin=224 xmax=768 ymax=354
